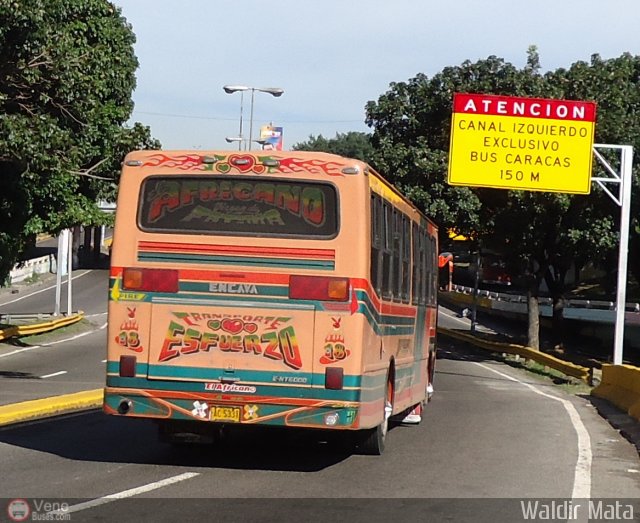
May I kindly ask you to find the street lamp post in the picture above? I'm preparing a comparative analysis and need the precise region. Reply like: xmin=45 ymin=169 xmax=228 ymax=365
xmin=223 ymin=85 xmax=284 ymax=151
xmin=223 ymin=85 xmax=247 ymax=151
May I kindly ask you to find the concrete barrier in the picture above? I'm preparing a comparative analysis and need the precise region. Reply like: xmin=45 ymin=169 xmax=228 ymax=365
xmin=8 ymin=254 xmax=56 ymax=284
xmin=443 ymin=287 xmax=640 ymax=323
xmin=592 ymin=364 xmax=640 ymax=421
xmin=440 ymin=288 xmax=640 ymax=350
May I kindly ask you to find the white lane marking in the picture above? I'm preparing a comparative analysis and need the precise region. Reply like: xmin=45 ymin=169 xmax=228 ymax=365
xmin=473 ymin=362 xmax=592 ymax=500
xmin=437 ymin=307 xmax=477 ymax=329
xmin=444 ymin=315 xmax=470 ymax=327
xmin=0 ymin=345 xmax=43 ymax=359
xmin=40 ymin=370 xmax=67 ymax=379
xmin=51 ymin=472 xmax=200 ymax=515
xmin=1 ymin=270 xmax=92 ymax=305
xmin=0 ymin=321 xmax=107 ymax=359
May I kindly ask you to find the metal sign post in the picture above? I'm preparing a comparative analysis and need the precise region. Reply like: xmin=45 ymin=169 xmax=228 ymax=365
xmin=67 ymin=228 xmax=73 ymax=315
xmin=592 ymin=144 xmax=634 ymax=365
xmin=54 ymin=228 xmax=73 ymax=316
xmin=54 ymin=230 xmax=66 ymax=316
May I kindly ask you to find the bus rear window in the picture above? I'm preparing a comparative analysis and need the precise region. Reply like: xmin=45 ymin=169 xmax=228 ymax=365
xmin=138 ymin=176 xmax=338 ymax=238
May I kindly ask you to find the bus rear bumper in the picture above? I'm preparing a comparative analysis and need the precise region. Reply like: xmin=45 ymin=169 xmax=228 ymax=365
xmin=103 ymin=387 xmax=361 ymax=430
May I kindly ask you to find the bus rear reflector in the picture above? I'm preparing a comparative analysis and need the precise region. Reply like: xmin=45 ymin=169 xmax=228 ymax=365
xmin=122 ymin=268 xmax=179 ymax=293
xmin=325 ymin=367 xmax=344 ymax=390
xmin=119 ymin=355 xmax=137 ymax=377
xmin=289 ymin=275 xmax=349 ymax=301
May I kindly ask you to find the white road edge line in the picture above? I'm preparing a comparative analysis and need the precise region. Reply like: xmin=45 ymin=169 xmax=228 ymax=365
xmin=1 ymin=270 xmax=92 ymax=305
xmin=40 ymin=370 xmax=67 ymax=379
xmin=0 ymin=322 xmax=107 ymax=359
xmin=50 ymin=472 xmax=200 ymax=515
xmin=473 ymin=361 xmax=592 ymax=500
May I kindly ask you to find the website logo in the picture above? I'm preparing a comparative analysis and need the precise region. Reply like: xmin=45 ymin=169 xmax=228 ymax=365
xmin=7 ymin=499 xmax=30 ymax=522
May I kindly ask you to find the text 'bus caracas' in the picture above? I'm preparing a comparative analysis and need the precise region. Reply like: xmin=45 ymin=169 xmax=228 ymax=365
xmin=104 ymin=150 xmax=438 ymax=454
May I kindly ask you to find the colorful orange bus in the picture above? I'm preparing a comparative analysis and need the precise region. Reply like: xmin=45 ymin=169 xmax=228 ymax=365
xmin=104 ymin=150 xmax=438 ymax=454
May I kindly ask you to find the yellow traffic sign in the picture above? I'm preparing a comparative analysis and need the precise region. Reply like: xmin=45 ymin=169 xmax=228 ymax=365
xmin=447 ymin=93 xmax=597 ymax=194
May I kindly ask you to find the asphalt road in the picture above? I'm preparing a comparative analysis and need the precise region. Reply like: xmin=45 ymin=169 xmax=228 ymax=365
xmin=1 ymin=271 xmax=640 ymax=522
xmin=1 ymin=268 xmax=108 ymax=317
xmin=0 ymin=270 xmax=108 ymax=404
xmin=1 ymin=343 xmax=639 ymax=520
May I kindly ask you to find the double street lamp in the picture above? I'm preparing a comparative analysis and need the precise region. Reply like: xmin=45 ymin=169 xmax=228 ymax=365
xmin=223 ymin=85 xmax=284 ymax=150
xmin=224 ymin=136 xmax=268 ymax=149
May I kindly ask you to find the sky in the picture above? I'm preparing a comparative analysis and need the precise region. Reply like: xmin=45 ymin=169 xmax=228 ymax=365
xmin=111 ymin=0 xmax=640 ymax=151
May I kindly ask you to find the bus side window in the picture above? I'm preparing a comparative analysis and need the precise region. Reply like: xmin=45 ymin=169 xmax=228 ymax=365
xmin=370 ymin=195 xmax=382 ymax=296
xmin=411 ymin=223 xmax=420 ymax=305
xmin=393 ymin=209 xmax=402 ymax=302
xmin=420 ymin=231 xmax=427 ymax=305
xmin=429 ymin=236 xmax=438 ymax=305
xmin=381 ymin=202 xmax=393 ymax=300
xmin=424 ymin=232 xmax=432 ymax=305
xmin=401 ymin=214 xmax=410 ymax=303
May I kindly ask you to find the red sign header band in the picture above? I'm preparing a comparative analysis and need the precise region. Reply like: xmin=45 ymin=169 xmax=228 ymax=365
xmin=453 ymin=93 xmax=597 ymax=122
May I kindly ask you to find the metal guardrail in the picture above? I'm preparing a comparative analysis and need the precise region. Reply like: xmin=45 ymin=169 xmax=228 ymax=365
xmin=449 ymin=284 xmax=640 ymax=312
xmin=0 ymin=312 xmax=84 ymax=341
xmin=439 ymin=327 xmax=591 ymax=382
xmin=0 ymin=313 xmax=62 ymax=323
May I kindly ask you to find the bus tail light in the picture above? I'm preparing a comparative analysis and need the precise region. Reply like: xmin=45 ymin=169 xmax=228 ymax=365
xmin=122 ymin=268 xmax=179 ymax=293
xmin=289 ymin=275 xmax=349 ymax=301
xmin=325 ymin=367 xmax=344 ymax=390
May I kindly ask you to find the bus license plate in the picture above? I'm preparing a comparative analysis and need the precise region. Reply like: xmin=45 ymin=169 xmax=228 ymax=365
xmin=210 ymin=405 xmax=241 ymax=423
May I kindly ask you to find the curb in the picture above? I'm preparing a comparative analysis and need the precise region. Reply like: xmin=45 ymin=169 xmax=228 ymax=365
xmin=0 ymin=389 xmax=103 ymax=427
xmin=588 ymin=396 xmax=640 ymax=454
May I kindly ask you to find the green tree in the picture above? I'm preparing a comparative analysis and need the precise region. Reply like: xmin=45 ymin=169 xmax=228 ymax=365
xmin=365 ymin=52 xmax=547 ymax=248
xmin=365 ymin=48 xmax=639 ymax=349
xmin=293 ymin=132 xmax=374 ymax=162
xmin=547 ymin=53 xmax=640 ymax=287
xmin=0 ymin=0 xmax=159 ymax=282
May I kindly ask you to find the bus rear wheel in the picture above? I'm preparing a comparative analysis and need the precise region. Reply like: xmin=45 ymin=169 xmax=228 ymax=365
xmin=358 ymin=379 xmax=393 ymax=455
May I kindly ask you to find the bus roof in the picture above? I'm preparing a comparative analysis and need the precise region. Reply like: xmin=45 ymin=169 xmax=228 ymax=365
xmin=122 ymin=149 xmax=436 ymax=230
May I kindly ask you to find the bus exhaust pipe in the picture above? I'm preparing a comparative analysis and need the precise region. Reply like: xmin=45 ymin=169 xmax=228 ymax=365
xmin=118 ymin=400 xmax=132 ymax=415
